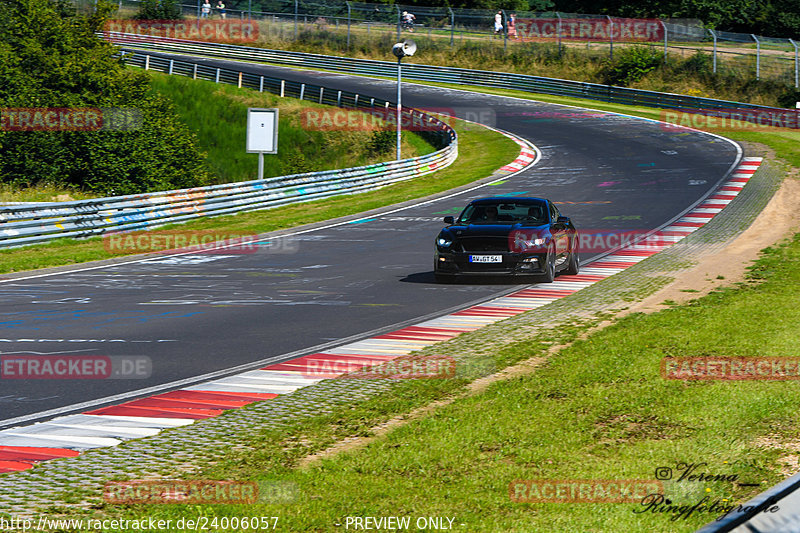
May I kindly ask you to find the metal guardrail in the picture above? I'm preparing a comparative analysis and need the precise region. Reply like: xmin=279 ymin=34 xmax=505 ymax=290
xmin=0 ymin=53 xmax=457 ymax=249
xmin=105 ymin=32 xmax=797 ymax=120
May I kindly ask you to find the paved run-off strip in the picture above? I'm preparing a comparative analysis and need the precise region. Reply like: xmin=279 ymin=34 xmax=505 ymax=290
xmin=0 ymin=157 xmax=761 ymax=479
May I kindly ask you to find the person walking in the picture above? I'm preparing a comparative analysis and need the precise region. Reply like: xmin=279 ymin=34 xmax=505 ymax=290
xmin=402 ymin=11 xmax=416 ymax=32
xmin=508 ymin=13 xmax=517 ymax=39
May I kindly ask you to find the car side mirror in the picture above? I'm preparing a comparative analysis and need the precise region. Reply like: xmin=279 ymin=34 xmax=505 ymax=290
xmin=443 ymin=216 xmax=454 ymax=224
xmin=556 ymin=216 xmax=570 ymax=225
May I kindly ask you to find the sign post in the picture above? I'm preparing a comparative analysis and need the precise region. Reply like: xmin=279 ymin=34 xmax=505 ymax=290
xmin=246 ymin=108 xmax=279 ymax=180
xmin=391 ymin=40 xmax=416 ymax=161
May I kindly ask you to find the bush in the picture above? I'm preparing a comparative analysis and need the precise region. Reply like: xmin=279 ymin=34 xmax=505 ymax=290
xmin=600 ymin=46 xmax=664 ymax=86
xmin=367 ymin=130 xmax=395 ymax=156
xmin=282 ymin=151 xmax=312 ymax=175
xmin=778 ymin=88 xmax=800 ymax=109
xmin=678 ymin=51 xmax=715 ymax=76
xmin=135 ymin=0 xmax=182 ymax=20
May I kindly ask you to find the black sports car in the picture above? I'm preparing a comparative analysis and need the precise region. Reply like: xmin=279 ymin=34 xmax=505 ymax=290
xmin=434 ymin=197 xmax=579 ymax=283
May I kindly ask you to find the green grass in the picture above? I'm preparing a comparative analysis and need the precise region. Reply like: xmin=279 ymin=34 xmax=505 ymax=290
xmin=146 ymin=72 xmax=435 ymax=184
xmin=0 ymin=118 xmax=519 ymax=273
xmin=0 ymin=184 xmax=97 ymax=203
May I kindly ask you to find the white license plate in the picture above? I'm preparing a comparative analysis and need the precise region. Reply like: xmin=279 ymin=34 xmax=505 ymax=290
xmin=469 ymin=255 xmax=503 ymax=263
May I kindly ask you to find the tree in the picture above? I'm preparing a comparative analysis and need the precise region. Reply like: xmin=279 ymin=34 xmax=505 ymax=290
xmin=0 ymin=0 xmax=209 ymax=194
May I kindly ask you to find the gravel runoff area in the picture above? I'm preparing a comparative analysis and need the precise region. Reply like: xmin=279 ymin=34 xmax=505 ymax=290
xmin=0 ymin=158 xmax=784 ymax=518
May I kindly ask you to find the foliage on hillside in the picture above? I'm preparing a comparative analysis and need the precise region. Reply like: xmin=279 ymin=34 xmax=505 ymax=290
xmin=146 ymin=73 xmax=434 ymax=184
xmin=552 ymin=0 xmax=799 ymax=36
xmin=0 ymin=0 xmax=209 ymax=195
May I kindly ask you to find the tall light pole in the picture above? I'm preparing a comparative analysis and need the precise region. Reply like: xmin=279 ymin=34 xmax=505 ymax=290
xmin=392 ymin=40 xmax=416 ymax=161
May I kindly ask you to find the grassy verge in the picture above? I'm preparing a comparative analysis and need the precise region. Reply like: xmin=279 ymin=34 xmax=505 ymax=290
xmin=146 ymin=72 xmax=435 ymax=184
xmin=0 ymin=119 xmax=518 ymax=274
xmin=83 ymin=89 xmax=800 ymax=532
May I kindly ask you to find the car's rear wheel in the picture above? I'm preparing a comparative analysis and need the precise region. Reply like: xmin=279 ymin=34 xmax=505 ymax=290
xmin=539 ymin=246 xmax=556 ymax=283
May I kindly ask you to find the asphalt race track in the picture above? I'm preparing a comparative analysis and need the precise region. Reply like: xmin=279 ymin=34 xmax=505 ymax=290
xmin=0 ymin=54 xmax=741 ymax=427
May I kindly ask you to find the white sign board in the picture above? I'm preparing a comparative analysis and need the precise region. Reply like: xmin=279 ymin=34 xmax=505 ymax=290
xmin=246 ymin=108 xmax=279 ymax=153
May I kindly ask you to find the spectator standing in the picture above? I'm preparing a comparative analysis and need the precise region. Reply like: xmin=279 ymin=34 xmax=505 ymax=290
xmin=216 ymin=0 xmax=226 ymax=19
xmin=494 ymin=11 xmax=503 ymax=36
xmin=200 ymin=0 xmax=211 ymax=18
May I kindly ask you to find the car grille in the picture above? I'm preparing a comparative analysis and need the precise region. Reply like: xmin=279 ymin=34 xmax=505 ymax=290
xmin=459 ymin=237 xmax=508 ymax=252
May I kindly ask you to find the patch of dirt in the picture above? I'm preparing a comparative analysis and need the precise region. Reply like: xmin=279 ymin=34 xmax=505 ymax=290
xmin=754 ymin=434 xmax=800 ymax=477
xmin=592 ymin=414 xmax=685 ymax=446
xmin=297 ymin=356 xmax=549 ymax=469
xmin=627 ymin=173 xmax=800 ymax=314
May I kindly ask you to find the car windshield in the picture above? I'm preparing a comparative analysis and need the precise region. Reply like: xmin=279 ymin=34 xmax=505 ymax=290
xmin=457 ymin=202 xmax=548 ymax=225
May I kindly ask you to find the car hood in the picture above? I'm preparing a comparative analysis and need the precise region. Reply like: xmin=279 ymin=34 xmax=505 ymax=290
xmin=445 ymin=223 xmax=549 ymax=237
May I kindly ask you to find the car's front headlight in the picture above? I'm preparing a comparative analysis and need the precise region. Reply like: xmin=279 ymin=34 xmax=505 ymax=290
xmin=437 ymin=237 xmax=453 ymax=247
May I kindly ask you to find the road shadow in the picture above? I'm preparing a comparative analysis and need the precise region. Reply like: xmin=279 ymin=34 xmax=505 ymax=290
xmin=399 ymin=271 xmax=537 ymax=286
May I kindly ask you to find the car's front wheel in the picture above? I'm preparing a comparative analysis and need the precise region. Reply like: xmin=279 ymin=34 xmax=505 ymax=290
xmin=539 ymin=246 xmax=556 ymax=283
xmin=564 ymin=248 xmax=580 ymax=276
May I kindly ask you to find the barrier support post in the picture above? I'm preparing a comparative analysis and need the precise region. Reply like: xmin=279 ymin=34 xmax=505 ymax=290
xmin=346 ymin=1 xmax=351 ymax=50
xmin=709 ymin=29 xmax=718 ymax=73
xmin=556 ymin=12 xmax=562 ymax=55
xmin=752 ymin=34 xmax=760 ymax=80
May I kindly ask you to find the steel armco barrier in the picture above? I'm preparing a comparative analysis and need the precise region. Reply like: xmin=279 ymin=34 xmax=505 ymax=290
xmin=104 ymin=31 xmax=797 ymax=117
xmin=0 ymin=53 xmax=457 ymax=249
